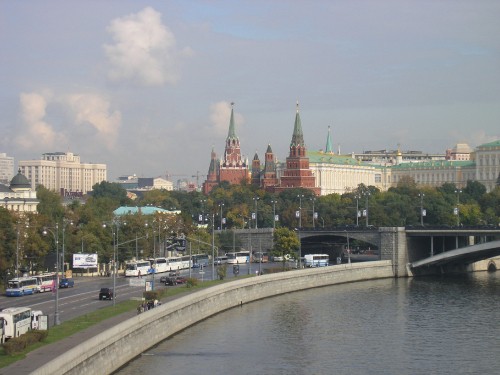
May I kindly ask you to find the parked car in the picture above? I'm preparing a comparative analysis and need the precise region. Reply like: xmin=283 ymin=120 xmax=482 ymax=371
xmin=99 ymin=287 xmax=114 ymax=300
xmin=59 ymin=278 xmax=75 ymax=288
xmin=164 ymin=276 xmax=187 ymax=286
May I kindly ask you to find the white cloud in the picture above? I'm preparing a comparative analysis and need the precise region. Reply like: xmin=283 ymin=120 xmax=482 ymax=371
xmin=15 ymin=92 xmax=67 ymax=150
xmin=209 ymin=101 xmax=245 ymax=138
xmin=104 ymin=7 xmax=188 ymax=86
xmin=65 ymin=93 xmax=122 ymax=150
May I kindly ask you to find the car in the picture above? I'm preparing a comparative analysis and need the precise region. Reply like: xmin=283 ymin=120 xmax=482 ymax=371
xmin=163 ymin=276 xmax=187 ymax=286
xmin=59 ymin=278 xmax=75 ymax=288
xmin=99 ymin=287 xmax=114 ymax=300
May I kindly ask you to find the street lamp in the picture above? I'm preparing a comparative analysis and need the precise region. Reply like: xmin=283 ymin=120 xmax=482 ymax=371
xmin=345 ymin=230 xmax=351 ymax=264
xmin=270 ymin=199 xmax=278 ymax=230
xmin=297 ymin=194 xmax=304 ymax=268
xmin=354 ymin=195 xmax=360 ymax=227
xmin=311 ymin=197 xmax=316 ymax=228
xmin=219 ymin=202 xmax=225 ymax=230
xmin=253 ymin=197 xmax=259 ymax=229
xmin=102 ymin=221 xmax=119 ymax=306
xmin=43 ymin=224 xmax=60 ymax=326
xmin=61 ymin=219 xmax=73 ymax=275
xmin=363 ymin=190 xmax=371 ymax=227
xmin=418 ymin=193 xmax=425 ymax=226
xmin=455 ymin=189 xmax=462 ymax=226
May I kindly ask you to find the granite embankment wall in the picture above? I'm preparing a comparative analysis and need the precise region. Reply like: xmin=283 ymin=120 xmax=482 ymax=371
xmin=33 ymin=261 xmax=394 ymax=375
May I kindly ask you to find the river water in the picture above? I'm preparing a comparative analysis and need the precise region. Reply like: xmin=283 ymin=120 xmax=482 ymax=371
xmin=116 ymin=272 xmax=500 ymax=375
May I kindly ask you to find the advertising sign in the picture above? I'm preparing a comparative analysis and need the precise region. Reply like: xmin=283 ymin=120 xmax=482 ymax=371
xmin=73 ymin=253 xmax=98 ymax=268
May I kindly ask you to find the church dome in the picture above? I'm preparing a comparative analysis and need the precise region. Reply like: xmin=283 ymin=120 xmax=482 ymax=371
xmin=10 ymin=169 xmax=31 ymax=189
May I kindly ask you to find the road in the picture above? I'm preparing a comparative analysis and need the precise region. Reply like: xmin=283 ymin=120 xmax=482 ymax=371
xmin=0 ymin=262 xmax=277 ymax=327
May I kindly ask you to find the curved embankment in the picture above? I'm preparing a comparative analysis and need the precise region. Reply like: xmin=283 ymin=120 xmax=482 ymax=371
xmin=33 ymin=261 xmax=394 ymax=375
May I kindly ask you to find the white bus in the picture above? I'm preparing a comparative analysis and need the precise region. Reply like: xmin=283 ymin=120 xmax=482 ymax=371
xmin=304 ymin=254 xmax=330 ymax=267
xmin=124 ymin=260 xmax=151 ymax=277
xmin=5 ymin=277 xmax=38 ymax=297
xmin=148 ymin=257 xmax=169 ymax=274
xmin=226 ymin=251 xmax=250 ymax=264
xmin=0 ymin=307 xmax=33 ymax=339
xmin=34 ymin=273 xmax=56 ymax=292
xmin=191 ymin=254 xmax=210 ymax=268
xmin=166 ymin=255 xmax=191 ymax=270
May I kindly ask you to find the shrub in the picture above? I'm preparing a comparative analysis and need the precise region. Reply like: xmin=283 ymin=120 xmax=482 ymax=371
xmin=186 ymin=277 xmax=198 ymax=288
xmin=3 ymin=330 xmax=48 ymax=355
xmin=143 ymin=290 xmax=160 ymax=301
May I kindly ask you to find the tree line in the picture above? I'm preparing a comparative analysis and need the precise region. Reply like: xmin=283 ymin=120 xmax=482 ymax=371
xmin=1 ymin=177 xmax=499 ymax=281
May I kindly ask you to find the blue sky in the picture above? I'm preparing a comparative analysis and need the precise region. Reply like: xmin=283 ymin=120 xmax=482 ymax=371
xmin=1 ymin=0 xmax=499 ymax=182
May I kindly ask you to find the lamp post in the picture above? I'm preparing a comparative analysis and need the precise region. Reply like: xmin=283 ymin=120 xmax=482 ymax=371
xmin=297 ymin=194 xmax=304 ymax=268
xmin=211 ymin=213 xmax=215 ymax=280
xmin=311 ymin=197 xmax=316 ymax=228
xmin=102 ymin=222 xmax=119 ymax=306
xmin=363 ymin=190 xmax=370 ymax=227
xmin=345 ymin=230 xmax=351 ymax=264
xmin=355 ymin=195 xmax=360 ymax=227
xmin=418 ymin=193 xmax=425 ymax=226
xmin=253 ymin=197 xmax=259 ymax=229
xmin=43 ymin=224 xmax=60 ymax=326
xmin=61 ymin=219 xmax=73 ymax=275
xmin=219 ymin=203 xmax=224 ymax=230
xmin=455 ymin=189 xmax=462 ymax=226
xmin=271 ymin=200 xmax=277 ymax=230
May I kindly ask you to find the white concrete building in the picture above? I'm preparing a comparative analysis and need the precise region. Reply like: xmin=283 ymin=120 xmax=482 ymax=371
xmin=18 ymin=152 xmax=106 ymax=195
xmin=0 ymin=169 xmax=39 ymax=213
xmin=0 ymin=152 xmax=14 ymax=185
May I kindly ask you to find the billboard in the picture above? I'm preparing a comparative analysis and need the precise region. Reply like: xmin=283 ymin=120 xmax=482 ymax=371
xmin=73 ymin=253 xmax=98 ymax=268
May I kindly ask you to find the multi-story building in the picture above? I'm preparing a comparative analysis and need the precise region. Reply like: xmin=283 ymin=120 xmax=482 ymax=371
xmin=19 ymin=152 xmax=106 ymax=195
xmin=0 ymin=152 xmax=14 ymax=185
xmin=0 ymin=169 xmax=39 ymax=213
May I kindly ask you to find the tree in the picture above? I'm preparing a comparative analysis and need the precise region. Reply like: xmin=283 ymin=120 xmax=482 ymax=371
xmin=91 ymin=181 xmax=130 ymax=206
xmin=272 ymin=227 xmax=300 ymax=262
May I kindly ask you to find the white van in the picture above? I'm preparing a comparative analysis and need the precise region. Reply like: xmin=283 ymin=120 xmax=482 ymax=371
xmin=214 ymin=256 xmax=228 ymax=265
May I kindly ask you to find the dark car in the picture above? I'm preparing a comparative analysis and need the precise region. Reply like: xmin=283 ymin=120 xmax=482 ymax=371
xmin=99 ymin=287 xmax=114 ymax=300
xmin=59 ymin=278 xmax=75 ymax=288
xmin=163 ymin=276 xmax=187 ymax=286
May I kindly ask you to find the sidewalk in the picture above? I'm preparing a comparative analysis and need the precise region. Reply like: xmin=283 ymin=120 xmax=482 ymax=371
xmin=0 ymin=308 xmax=138 ymax=375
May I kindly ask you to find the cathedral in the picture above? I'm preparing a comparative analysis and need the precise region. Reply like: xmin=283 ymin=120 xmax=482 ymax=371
xmin=202 ymin=102 xmax=320 ymax=196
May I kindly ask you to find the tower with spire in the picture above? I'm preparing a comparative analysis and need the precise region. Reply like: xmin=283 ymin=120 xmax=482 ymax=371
xmin=202 ymin=103 xmax=249 ymax=194
xmin=274 ymin=102 xmax=320 ymax=195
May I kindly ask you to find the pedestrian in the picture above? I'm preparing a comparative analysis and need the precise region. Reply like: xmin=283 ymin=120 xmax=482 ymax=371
xmin=138 ymin=270 xmax=141 ymax=278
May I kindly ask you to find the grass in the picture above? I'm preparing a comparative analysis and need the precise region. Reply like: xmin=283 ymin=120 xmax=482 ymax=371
xmin=0 ymin=275 xmax=248 ymax=369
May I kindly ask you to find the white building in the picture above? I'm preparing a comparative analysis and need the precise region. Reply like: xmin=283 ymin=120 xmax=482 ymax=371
xmin=0 ymin=153 xmax=14 ymax=185
xmin=18 ymin=152 xmax=106 ymax=195
xmin=0 ymin=169 xmax=39 ymax=213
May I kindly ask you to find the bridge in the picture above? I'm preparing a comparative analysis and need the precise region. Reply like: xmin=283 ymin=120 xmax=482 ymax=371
xmin=232 ymin=226 xmax=500 ymax=276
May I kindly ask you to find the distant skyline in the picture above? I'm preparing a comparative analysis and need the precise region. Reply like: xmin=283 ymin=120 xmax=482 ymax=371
xmin=1 ymin=1 xmax=499 ymax=181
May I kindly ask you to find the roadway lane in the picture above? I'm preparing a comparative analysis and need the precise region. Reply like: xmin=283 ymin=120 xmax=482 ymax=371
xmin=0 ymin=262 xmax=279 ymax=326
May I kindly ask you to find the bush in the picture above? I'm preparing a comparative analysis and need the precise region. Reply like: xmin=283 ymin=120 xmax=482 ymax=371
xmin=217 ymin=265 xmax=227 ymax=280
xmin=3 ymin=330 xmax=48 ymax=355
xmin=186 ymin=277 xmax=198 ymax=288
xmin=143 ymin=290 xmax=160 ymax=301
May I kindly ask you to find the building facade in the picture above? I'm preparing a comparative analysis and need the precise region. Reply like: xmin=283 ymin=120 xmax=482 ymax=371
xmin=203 ymin=104 xmax=249 ymax=194
xmin=0 ymin=152 xmax=14 ymax=185
xmin=0 ymin=169 xmax=39 ymax=213
xmin=19 ymin=152 xmax=106 ymax=195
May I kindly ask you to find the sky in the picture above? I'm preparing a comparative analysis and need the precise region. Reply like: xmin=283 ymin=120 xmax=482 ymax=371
xmin=1 ymin=0 xmax=500 ymax=183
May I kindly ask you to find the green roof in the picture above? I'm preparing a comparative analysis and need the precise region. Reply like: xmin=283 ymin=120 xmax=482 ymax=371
xmin=307 ymin=151 xmax=364 ymax=165
xmin=113 ymin=206 xmax=180 ymax=216
xmin=391 ymin=160 xmax=474 ymax=169
xmin=477 ymin=140 xmax=500 ymax=149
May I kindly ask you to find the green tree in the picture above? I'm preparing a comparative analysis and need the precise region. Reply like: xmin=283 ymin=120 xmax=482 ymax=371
xmin=272 ymin=227 xmax=300 ymax=262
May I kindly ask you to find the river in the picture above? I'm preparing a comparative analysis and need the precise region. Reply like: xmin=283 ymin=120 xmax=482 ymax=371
xmin=116 ymin=271 xmax=500 ymax=375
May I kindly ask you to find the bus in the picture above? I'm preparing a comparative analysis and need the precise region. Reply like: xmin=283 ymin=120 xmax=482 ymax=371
xmin=148 ymin=257 xmax=169 ymax=274
xmin=5 ymin=277 xmax=38 ymax=296
xmin=34 ymin=273 xmax=56 ymax=292
xmin=124 ymin=260 xmax=151 ymax=277
xmin=191 ymin=254 xmax=209 ymax=268
xmin=165 ymin=256 xmax=191 ymax=271
xmin=0 ymin=307 xmax=33 ymax=339
xmin=253 ymin=252 xmax=269 ymax=263
xmin=304 ymin=254 xmax=330 ymax=267
xmin=226 ymin=251 xmax=250 ymax=264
